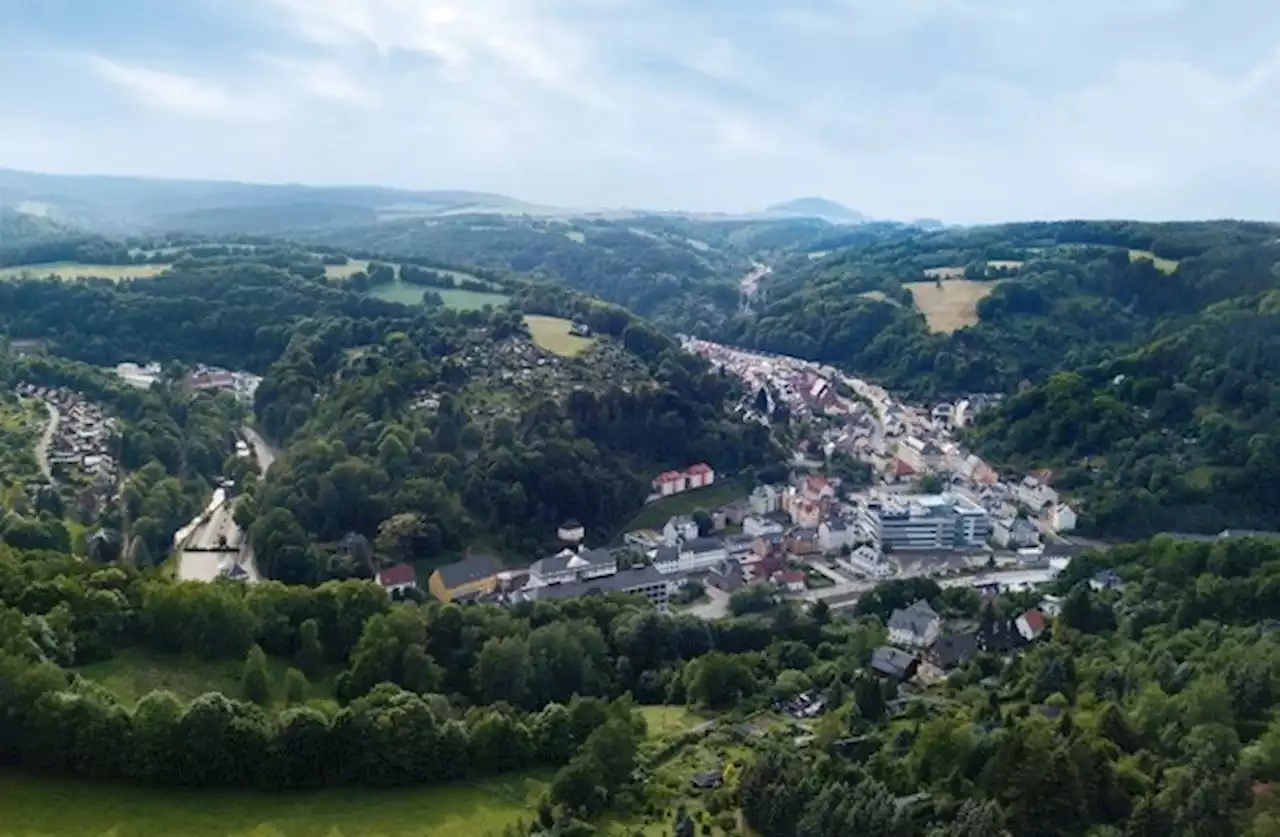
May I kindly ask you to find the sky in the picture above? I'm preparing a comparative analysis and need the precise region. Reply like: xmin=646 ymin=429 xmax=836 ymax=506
xmin=2 ymin=0 xmax=1279 ymax=222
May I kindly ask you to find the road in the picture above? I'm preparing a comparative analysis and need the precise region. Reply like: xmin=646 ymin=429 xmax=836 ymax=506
xmin=32 ymin=401 xmax=58 ymax=482
xmin=175 ymin=427 xmax=277 ymax=583
xmin=689 ymin=586 xmax=731 ymax=619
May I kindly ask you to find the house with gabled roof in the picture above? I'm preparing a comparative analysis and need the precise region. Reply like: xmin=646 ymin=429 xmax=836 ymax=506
xmin=887 ymin=599 xmax=941 ymax=649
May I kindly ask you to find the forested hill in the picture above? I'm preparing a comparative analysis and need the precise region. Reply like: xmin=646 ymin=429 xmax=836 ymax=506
xmin=295 ymin=213 xmax=836 ymax=334
xmin=0 ymin=255 xmax=780 ymax=580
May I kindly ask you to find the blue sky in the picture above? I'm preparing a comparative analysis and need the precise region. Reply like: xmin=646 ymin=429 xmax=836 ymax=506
xmin=2 ymin=0 xmax=1279 ymax=221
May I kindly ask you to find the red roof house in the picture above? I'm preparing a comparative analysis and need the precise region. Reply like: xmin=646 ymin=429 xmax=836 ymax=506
xmin=375 ymin=563 xmax=418 ymax=594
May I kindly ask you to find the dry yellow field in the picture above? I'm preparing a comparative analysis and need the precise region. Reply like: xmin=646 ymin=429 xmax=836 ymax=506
xmin=987 ymin=259 xmax=1024 ymax=270
xmin=859 ymin=290 xmax=901 ymax=306
xmin=1128 ymin=249 xmax=1179 ymax=274
xmin=905 ymin=279 xmax=1002 ymax=333
xmin=0 ymin=262 xmax=172 ymax=281
xmin=922 ymin=266 xmax=967 ymax=280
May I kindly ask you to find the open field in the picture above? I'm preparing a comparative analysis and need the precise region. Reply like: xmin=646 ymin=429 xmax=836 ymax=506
xmin=368 ymin=281 xmax=511 ymax=310
xmin=922 ymin=265 xmax=967 ymax=280
xmin=322 ymin=258 xmax=373 ymax=279
xmin=0 ymin=770 xmax=546 ymax=837
xmin=524 ymin=315 xmax=596 ymax=358
xmin=640 ymin=705 xmax=710 ymax=739
xmin=76 ymin=647 xmax=336 ymax=711
xmin=987 ymin=259 xmax=1024 ymax=270
xmin=0 ymin=262 xmax=172 ymax=281
xmin=623 ymin=480 xmax=745 ymax=532
xmin=904 ymin=279 xmax=1002 ymax=333
xmin=1129 ymin=249 xmax=1180 ymax=274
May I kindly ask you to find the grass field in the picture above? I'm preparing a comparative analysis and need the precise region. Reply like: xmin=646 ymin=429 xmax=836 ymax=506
xmin=640 ymin=705 xmax=710 ymax=739
xmin=322 ymin=259 xmax=373 ymax=280
xmin=524 ymin=315 xmax=596 ymax=358
xmin=904 ymin=279 xmax=1002 ymax=333
xmin=76 ymin=648 xmax=336 ymax=711
xmin=0 ymin=262 xmax=172 ymax=281
xmin=368 ymin=281 xmax=511 ymax=310
xmin=0 ymin=770 xmax=546 ymax=837
xmin=623 ymin=480 xmax=745 ymax=532
xmin=0 ymin=396 xmax=43 ymax=488
xmin=1129 ymin=249 xmax=1180 ymax=274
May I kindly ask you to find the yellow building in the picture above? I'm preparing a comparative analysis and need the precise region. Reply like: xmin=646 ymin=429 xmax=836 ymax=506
xmin=428 ymin=553 xmax=502 ymax=603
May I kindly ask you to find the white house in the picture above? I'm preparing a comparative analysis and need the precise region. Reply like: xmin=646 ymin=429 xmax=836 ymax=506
xmin=1049 ymin=503 xmax=1077 ymax=533
xmin=685 ymin=463 xmax=716 ymax=489
xmin=662 ymin=515 xmax=699 ymax=546
xmin=818 ymin=520 xmax=855 ymax=554
xmin=743 ymin=515 xmax=784 ymax=538
xmin=679 ymin=537 xmax=729 ymax=572
xmin=1015 ymin=476 xmax=1059 ymax=512
xmin=557 ymin=519 xmax=586 ymax=544
xmin=749 ymin=485 xmax=783 ymax=516
xmin=887 ymin=600 xmax=942 ymax=649
xmin=652 ymin=470 xmax=687 ymax=497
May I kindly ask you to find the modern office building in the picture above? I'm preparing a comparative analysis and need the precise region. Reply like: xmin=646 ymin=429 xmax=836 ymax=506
xmin=859 ymin=493 xmax=991 ymax=551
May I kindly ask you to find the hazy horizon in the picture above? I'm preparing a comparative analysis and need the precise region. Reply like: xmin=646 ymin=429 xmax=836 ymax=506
xmin=3 ymin=1 xmax=1279 ymax=223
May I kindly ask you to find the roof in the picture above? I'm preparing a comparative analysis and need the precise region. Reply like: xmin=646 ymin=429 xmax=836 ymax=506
xmin=524 ymin=565 xmax=666 ymax=602
xmin=930 ymin=632 xmax=979 ymax=668
xmin=823 ymin=520 xmax=848 ymax=532
xmin=682 ymin=537 xmax=725 ymax=554
xmin=377 ymin=563 xmax=418 ymax=588
xmin=775 ymin=570 xmax=806 ymax=585
xmin=686 ymin=463 xmax=713 ymax=475
xmin=654 ymin=470 xmax=684 ymax=483
xmin=653 ymin=546 xmax=680 ymax=564
xmin=665 ymin=514 xmax=695 ymax=528
xmin=530 ymin=547 xmax=616 ymax=577
xmin=432 ymin=553 xmax=501 ymax=590
xmin=791 ymin=527 xmax=819 ymax=540
xmin=888 ymin=599 xmax=940 ymax=637
xmin=1019 ymin=609 xmax=1047 ymax=635
xmin=559 ymin=518 xmax=582 ymax=530
xmin=691 ymin=770 xmax=724 ymax=788
xmin=871 ymin=646 xmax=917 ymax=678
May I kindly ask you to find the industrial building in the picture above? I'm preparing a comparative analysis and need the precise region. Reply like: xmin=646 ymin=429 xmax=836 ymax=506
xmin=859 ymin=493 xmax=991 ymax=551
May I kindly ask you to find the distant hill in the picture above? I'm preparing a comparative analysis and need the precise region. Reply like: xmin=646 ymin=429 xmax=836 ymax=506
xmin=765 ymin=197 xmax=869 ymax=224
xmin=0 ymin=168 xmax=535 ymax=235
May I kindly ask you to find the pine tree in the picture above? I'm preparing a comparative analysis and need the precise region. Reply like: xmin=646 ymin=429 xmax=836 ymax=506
xmin=242 ymin=644 xmax=271 ymax=706
xmin=284 ymin=667 xmax=309 ymax=705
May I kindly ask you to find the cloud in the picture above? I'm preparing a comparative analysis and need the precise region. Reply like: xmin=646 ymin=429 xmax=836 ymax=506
xmin=2 ymin=0 xmax=1279 ymax=220
xmin=81 ymin=55 xmax=261 ymax=121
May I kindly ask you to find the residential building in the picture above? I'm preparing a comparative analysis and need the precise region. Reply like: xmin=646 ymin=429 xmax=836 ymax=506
xmin=719 ymin=500 xmax=750 ymax=526
xmin=897 ymin=437 xmax=943 ymax=473
xmin=662 ymin=515 xmax=700 ymax=546
xmin=652 ymin=470 xmax=687 ymax=497
xmin=652 ymin=546 xmax=680 ymax=574
xmin=709 ymin=559 xmax=746 ymax=593
xmin=749 ymin=485 xmax=783 ymax=516
xmin=743 ymin=515 xmax=784 ymax=538
xmin=860 ymin=494 xmax=991 ymax=552
xmin=724 ymin=534 xmax=756 ymax=563
xmin=992 ymin=517 xmax=1040 ymax=549
xmin=927 ymin=632 xmax=979 ymax=670
xmin=1016 ymin=609 xmax=1047 ymax=642
xmin=674 ymin=537 xmax=729 ymax=573
xmin=838 ymin=545 xmax=893 ymax=579
xmin=1089 ymin=569 xmax=1125 ymax=593
xmin=1015 ymin=476 xmax=1059 ymax=512
xmin=774 ymin=570 xmax=807 ymax=593
xmin=685 ymin=463 xmax=716 ymax=490
xmin=871 ymin=646 xmax=919 ymax=680
xmin=528 ymin=547 xmax=618 ymax=587
xmin=787 ymin=528 xmax=820 ymax=556
xmin=887 ymin=600 xmax=942 ymax=649
xmin=789 ymin=497 xmax=823 ymax=529
xmin=818 ymin=519 xmax=855 ymax=554
xmin=1040 ymin=594 xmax=1063 ymax=618
xmin=376 ymin=563 xmax=419 ymax=595
xmin=962 ymin=455 xmax=1000 ymax=487
xmin=751 ymin=532 xmax=784 ymax=559
xmin=557 ymin=519 xmax=586 ymax=544
xmin=1049 ymin=503 xmax=1078 ymax=533
xmin=520 ymin=565 xmax=670 ymax=610
xmin=428 ymin=553 xmax=502 ymax=602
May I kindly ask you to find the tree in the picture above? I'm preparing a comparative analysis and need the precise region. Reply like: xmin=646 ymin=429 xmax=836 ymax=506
xmin=284 ymin=668 xmax=309 ymax=705
xmin=692 ymin=509 xmax=714 ymax=537
xmin=242 ymin=644 xmax=271 ymax=706
xmin=296 ymin=618 xmax=324 ymax=678
xmin=474 ymin=636 xmax=532 ymax=707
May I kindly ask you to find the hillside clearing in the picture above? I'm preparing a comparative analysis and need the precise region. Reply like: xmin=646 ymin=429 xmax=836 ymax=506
xmin=922 ymin=265 xmax=966 ymax=280
xmin=524 ymin=315 xmax=596 ymax=357
xmin=1129 ymin=249 xmax=1180 ymax=274
xmin=987 ymin=259 xmax=1024 ymax=270
xmin=859 ymin=290 xmax=901 ymax=306
xmin=369 ymin=281 xmax=511 ymax=310
xmin=0 ymin=262 xmax=172 ymax=281
xmin=622 ymin=479 xmax=746 ymax=533
xmin=322 ymin=259 xmax=373 ymax=279
xmin=76 ymin=647 xmax=336 ymax=711
xmin=0 ymin=770 xmax=546 ymax=837
xmin=905 ymin=279 xmax=1002 ymax=333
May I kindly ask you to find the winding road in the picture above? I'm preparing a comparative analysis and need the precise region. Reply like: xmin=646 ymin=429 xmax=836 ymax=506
xmin=33 ymin=401 xmax=58 ymax=482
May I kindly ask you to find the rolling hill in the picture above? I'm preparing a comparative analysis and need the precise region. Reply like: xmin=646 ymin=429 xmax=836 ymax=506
xmin=765 ymin=196 xmax=870 ymax=223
